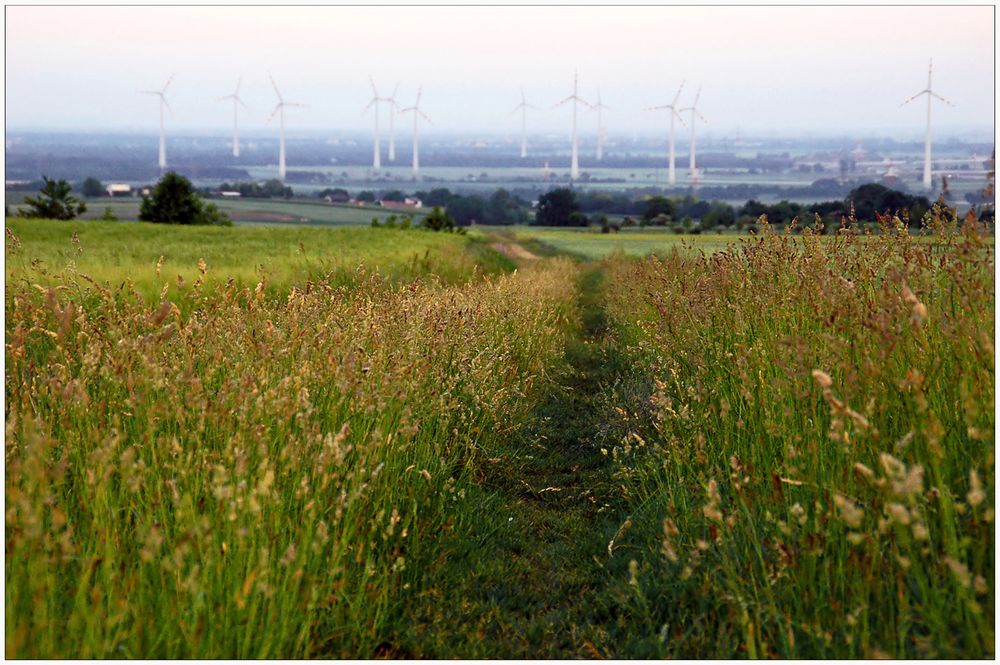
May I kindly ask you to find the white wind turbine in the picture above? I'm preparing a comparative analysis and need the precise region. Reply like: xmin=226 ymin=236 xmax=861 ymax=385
xmin=679 ymin=86 xmax=707 ymax=182
xmin=590 ymin=88 xmax=612 ymax=161
xmin=901 ymin=58 xmax=955 ymax=191
xmin=554 ymin=70 xmax=592 ymax=180
xmin=266 ymin=73 xmax=305 ymax=181
xmin=509 ymin=86 xmax=538 ymax=158
xmin=386 ymin=84 xmax=401 ymax=162
xmin=400 ymin=86 xmax=432 ymax=178
xmin=139 ymin=74 xmax=174 ymax=172
xmin=646 ymin=80 xmax=687 ymax=185
xmin=219 ymin=76 xmax=248 ymax=158
xmin=363 ymin=77 xmax=394 ymax=170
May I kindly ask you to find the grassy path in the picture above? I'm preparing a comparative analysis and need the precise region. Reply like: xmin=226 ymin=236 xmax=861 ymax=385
xmin=394 ymin=266 xmax=640 ymax=658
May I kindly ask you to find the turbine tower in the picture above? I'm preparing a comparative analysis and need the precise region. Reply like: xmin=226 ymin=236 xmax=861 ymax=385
xmin=679 ymin=86 xmax=707 ymax=182
xmin=363 ymin=77 xmax=395 ymax=170
xmin=266 ymin=73 xmax=304 ymax=181
xmin=400 ymin=86 xmax=431 ymax=178
xmin=509 ymin=86 xmax=537 ymax=158
xmin=591 ymin=88 xmax=612 ymax=161
xmin=646 ymin=80 xmax=687 ymax=185
xmin=901 ymin=58 xmax=954 ymax=191
xmin=219 ymin=76 xmax=248 ymax=158
xmin=386 ymin=84 xmax=400 ymax=162
xmin=139 ymin=74 xmax=174 ymax=172
xmin=554 ymin=70 xmax=592 ymax=180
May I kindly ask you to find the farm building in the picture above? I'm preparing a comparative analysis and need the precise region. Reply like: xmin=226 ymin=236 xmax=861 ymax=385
xmin=379 ymin=197 xmax=423 ymax=210
xmin=106 ymin=183 xmax=131 ymax=197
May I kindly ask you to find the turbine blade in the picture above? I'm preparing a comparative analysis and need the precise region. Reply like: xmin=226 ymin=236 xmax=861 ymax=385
xmin=692 ymin=86 xmax=702 ymax=108
xmin=554 ymin=95 xmax=574 ymax=108
xmin=900 ymin=90 xmax=929 ymax=107
xmin=369 ymin=75 xmax=378 ymax=97
xmin=696 ymin=110 xmax=707 ymax=123
xmin=930 ymin=91 xmax=955 ymax=106
xmin=235 ymin=75 xmax=243 ymax=97
xmin=162 ymin=97 xmax=173 ymax=116
xmin=266 ymin=104 xmax=281 ymax=124
xmin=236 ymin=96 xmax=249 ymax=110
xmin=161 ymin=73 xmax=175 ymax=94
xmin=675 ymin=110 xmax=687 ymax=127
xmin=672 ymin=79 xmax=686 ymax=106
xmin=363 ymin=98 xmax=376 ymax=114
xmin=268 ymin=72 xmax=283 ymax=102
xmin=419 ymin=110 xmax=432 ymax=124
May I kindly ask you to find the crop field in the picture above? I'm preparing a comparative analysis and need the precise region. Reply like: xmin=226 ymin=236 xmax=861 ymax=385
xmin=505 ymin=226 xmax=739 ymax=259
xmin=5 ymin=209 xmax=994 ymax=658
xmin=5 ymin=192 xmax=420 ymax=227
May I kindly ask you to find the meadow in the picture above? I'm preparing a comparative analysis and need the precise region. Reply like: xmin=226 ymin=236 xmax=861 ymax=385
xmin=5 ymin=208 xmax=994 ymax=658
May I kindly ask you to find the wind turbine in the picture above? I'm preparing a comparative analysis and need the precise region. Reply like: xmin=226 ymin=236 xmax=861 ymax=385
xmin=590 ymin=88 xmax=612 ymax=161
xmin=363 ymin=77 xmax=395 ymax=170
xmin=679 ymin=85 xmax=707 ymax=182
xmin=139 ymin=74 xmax=174 ymax=172
xmin=400 ymin=86 xmax=432 ymax=178
xmin=901 ymin=58 xmax=954 ymax=191
xmin=219 ymin=76 xmax=248 ymax=158
xmin=386 ymin=84 xmax=400 ymax=162
xmin=509 ymin=86 xmax=538 ymax=158
xmin=646 ymin=80 xmax=687 ymax=185
xmin=554 ymin=70 xmax=592 ymax=180
xmin=266 ymin=73 xmax=304 ymax=181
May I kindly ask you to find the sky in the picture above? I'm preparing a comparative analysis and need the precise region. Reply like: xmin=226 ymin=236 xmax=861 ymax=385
xmin=5 ymin=5 xmax=996 ymax=140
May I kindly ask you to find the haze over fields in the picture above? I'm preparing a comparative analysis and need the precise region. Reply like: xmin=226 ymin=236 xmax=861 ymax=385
xmin=5 ymin=5 xmax=995 ymax=137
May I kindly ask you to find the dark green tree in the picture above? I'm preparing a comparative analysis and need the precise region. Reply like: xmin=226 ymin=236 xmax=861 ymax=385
xmin=641 ymin=196 xmax=675 ymax=223
xmin=81 ymin=177 xmax=105 ymax=198
xmin=356 ymin=190 xmax=376 ymax=203
xmin=533 ymin=188 xmax=580 ymax=226
xmin=485 ymin=188 xmax=525 ymax=225
xmin=19 ymin=177 xmax=87 ymax=220
xmin=421 ymin=206 xmax=455 ymax=232
xmin=447 ymin=195 xmax=486 ymax=226
xmin=139 ymin=172 xmax=231 ymax=225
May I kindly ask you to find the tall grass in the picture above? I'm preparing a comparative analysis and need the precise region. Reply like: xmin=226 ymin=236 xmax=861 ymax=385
xmin=5 ymin=238 xmax=577 ymax=657
xmin=601 ymin=212 xmax=994 ymax=658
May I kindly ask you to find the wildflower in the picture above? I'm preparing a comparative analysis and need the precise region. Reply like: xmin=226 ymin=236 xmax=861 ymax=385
xmin=702 ymin=479 xmax=723 ymax=523
xmin=886 ymin=503 xmax=911 ymax=526
xmin=943 ymin=556 xmax=972 ymax=589
xmin=892 ymin=465 xmax=924 ymax=497
xmin=967 ymin=470 xmax=985 ymax=507
xmin=879 ymin=452 xmax=906 ymax=480
xmin=811 ymin=369 xmax=833 ymax=389
xmin=853 ymin=462 xmax=875 ymax=480
xmin=790 ymin=503 xmax=807 ymax=525
xmin=833 ymin=493 xmax=864 ymax=528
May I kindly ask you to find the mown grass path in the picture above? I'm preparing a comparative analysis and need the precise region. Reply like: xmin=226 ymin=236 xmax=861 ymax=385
xmin=394 ymin=266 xmax=640 ymax=658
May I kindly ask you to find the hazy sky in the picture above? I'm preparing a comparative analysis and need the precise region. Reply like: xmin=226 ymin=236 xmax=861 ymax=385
xmin=5 ymin=5 xmax=995 ymax=139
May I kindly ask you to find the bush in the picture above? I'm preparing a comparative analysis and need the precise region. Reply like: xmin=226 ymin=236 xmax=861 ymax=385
xmin=140 ymin=172 xmax=231 ymax=225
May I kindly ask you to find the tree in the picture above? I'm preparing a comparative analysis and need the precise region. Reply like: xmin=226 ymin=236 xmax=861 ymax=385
xmin=19 ymin=176 xmax=87 ymax=220
xmin=533 ymin=188 xmax=580 ymax=226
xmin=356 ymin=190 xmax=376 ymax=203
xmin=139 ymin=172 xmax=231 ymax=225
xmin=485 ymin=188 xmax=525 ymax=225
xmin=81 ymin=177 xmax=105 ymax=198
xmin=421 ymin=206 xmax=455 ymax=232
xmin=447 ymin=195 xmax=486 ymax=226
xmin=641 ymin=195 xmax=675 ymax=223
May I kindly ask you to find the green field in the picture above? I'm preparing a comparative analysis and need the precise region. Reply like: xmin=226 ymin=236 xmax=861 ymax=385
xmin=506 ymin=226 xmax=739 ymax=258
xmin=5 ymin=218 xmax=504 ymax=305
xmin=5 ymin=211 xmax=994 ymax=658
